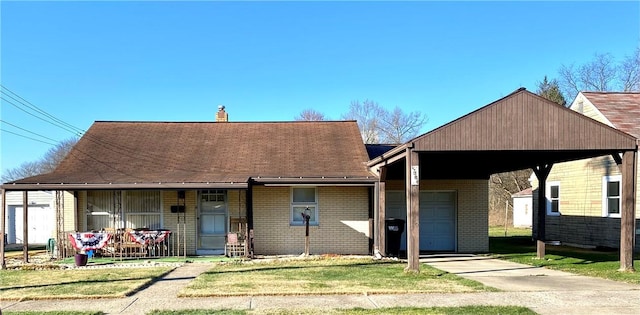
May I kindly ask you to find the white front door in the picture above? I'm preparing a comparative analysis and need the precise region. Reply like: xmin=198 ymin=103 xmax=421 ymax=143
xmin=197 ymin=190 xmax=227 ymax=255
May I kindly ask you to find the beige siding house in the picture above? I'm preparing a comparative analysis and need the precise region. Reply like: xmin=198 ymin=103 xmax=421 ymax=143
xmin=531 ymin=92 xmax=640 ymax=250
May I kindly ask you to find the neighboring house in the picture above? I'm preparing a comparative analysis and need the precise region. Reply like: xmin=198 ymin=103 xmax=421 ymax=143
xmin=530 ymin=92 xmax=640 ymax=250
xmin=2 ymin=191 xmax=56 ymax=244
xmin=512 ymin=187 xmax=533 ymax=228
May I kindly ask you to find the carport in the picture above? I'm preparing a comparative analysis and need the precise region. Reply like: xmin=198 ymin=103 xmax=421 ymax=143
xmin=369 ymin=88 xmax=638 ymax=272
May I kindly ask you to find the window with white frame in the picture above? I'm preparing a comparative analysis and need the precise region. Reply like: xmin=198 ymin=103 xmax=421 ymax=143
xmin=602 ymin=175 xmax=621 ymax=217
xmin=291 ymin=187 xmax=318 ymax=226
xmin=546 ymin=181 xmax=560 ymax=216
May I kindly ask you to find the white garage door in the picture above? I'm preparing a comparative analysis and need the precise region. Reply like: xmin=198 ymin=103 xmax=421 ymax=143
xmin=9 ymin=205 xmax=56 ymax=244
xmin=386 ymin=191 xmax=456 ymax=252
xmin=419 ymin=191 xmax=456 ymax=251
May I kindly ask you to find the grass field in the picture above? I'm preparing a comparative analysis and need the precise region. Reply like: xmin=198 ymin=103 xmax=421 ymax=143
xmin=488 ymin=225 xmax=639 ymax=284
xmin=180 ymin=256 xmax=496 ymax=297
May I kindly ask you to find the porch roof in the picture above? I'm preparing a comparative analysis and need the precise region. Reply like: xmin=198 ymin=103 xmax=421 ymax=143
xmin=3 ymin=120 xmax=376 ymax=191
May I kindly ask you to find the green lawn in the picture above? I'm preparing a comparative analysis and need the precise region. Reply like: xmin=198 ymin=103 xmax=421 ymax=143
xmin=488 ymin=226 xmax=532 ymax=237
xmin=180 ymin=256 xmax=496 ymax=297
xmin=488 ymin=226 xmax=640 ymax=284
xmin=0 ymin=266 xmax=174 ymax=300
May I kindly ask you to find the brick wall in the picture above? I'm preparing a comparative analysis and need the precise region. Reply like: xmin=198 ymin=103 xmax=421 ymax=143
xmin=385 ymin=179 xmax=489 ymax=253
xmin=162 ymin=190 xmax=198 ymax=255
xmin=252 ymin=185 xmax=370 ymax=255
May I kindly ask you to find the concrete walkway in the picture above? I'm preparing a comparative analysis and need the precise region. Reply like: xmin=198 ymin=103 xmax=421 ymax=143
xmin=1 ymin=255 xmax=639 ymax=314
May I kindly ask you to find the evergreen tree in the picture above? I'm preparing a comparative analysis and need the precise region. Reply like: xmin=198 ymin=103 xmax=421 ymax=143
xmin=537 ymin=76 xmax=567 ymax=106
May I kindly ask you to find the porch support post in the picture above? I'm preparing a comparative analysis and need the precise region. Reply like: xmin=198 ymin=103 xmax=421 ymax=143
xmin=405 ymin=147 xmax=420 ymax=273
xmin=619 ymin=150 xmax=637 ymax=272
xmin=246 ymin=180 xmax=254 ymax=258
xmin=377 ymin=166 xmax=387 ymax=257
xmin=22 ymin=191 xmax=29 ymax=263
xmin=55 ymin=191 xmax=65 ymax=260
xmin=1 ymin=188 xmax=6 ymax=269
xmin=533 ymin=164 xmax=552 ymax=259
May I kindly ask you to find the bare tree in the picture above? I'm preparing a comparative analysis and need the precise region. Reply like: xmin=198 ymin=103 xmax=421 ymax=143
xmin=342 ymin=99 xmax=385 ymax=144
xmin=619 ymin=47 xmax=640 ymax=91
xmin=295 ymin=109 xmax=327 ymax=121
xmin=558 ymin=49 xmax=640 ymax=100
xmin=378 ymin=106 xmax=428 ymax=144
xmin=1 ymin=137 xmax=77 ymax=183
xmin=342 ymin=100 xmax=428 ymax=144
xmin=489 ymin=169 xmax=533 ymax=226
xmin=1 ymin=161 xmax=42 ymax=183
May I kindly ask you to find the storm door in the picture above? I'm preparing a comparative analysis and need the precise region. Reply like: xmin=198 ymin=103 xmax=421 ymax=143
xmin=197 ymin=190 xmax=228 ymax=254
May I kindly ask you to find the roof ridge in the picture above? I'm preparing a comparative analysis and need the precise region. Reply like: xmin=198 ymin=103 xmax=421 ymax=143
xmin=582 ymin=91 xmax=640 ymax=95
xmin=93 ymin=120 xmax=359 ymax=123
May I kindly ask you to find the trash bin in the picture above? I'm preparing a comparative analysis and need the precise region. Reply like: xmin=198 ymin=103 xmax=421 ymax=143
xmin=385 ymin=218 xmax=405 ymax=257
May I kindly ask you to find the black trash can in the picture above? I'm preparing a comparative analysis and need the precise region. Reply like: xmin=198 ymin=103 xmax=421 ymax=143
xmin=385 ymin=218 xmax=405 ymax=257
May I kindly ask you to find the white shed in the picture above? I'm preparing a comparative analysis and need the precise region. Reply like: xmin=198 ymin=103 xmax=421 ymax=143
xmin=511 ymin=187 xmax=533 ymax=228
xmin=3 ymin=191 xmax=56 ymax=244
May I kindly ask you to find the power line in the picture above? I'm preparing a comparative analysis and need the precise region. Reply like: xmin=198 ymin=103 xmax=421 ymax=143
xmin=1 ymin=85 xmax=85 ymax=135
xmin=1 ymin=119 xmax=60 ymax=144
xmin=1 ymin=96 xmax=83 ymax=137
xmin=1 ymin=128 xmax=57 ymax=146
xmin=1 ymin=86 xmax=232 ymax=174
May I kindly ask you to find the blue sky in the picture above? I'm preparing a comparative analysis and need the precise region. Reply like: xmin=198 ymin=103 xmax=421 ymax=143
xmin=1 ymin=1 xmax=639 ymax=177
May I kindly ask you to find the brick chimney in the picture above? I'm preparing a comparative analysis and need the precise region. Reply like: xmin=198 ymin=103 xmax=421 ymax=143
xmin=216 ymin=105 xmax=228 ymax=122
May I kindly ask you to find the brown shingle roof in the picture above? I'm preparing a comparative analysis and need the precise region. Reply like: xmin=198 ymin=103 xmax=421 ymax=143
xmin=10 ymin=121 xmax=375 ymax=188
xmin=582 ymin=92 xmax=640 ymax=138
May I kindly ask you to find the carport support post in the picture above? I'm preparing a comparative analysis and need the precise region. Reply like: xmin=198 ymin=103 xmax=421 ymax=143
xmin=533 ymin=164 xmax=552 ymax=259
xmin=22 ymin=191 xmax=29 ymax=263
xmin=405 ymin=148 xmax=420 ymax=273
xmin=619 ymin=150 xmax=637 ymax=272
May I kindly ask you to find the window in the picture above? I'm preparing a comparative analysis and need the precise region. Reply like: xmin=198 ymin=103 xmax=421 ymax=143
xmin=87 ymin=191 xmax=116 ymax=230
xmin=123 ymin=190 xmax=162 ymax=229
xmin=86 ymin=190 xmax=162 ymax=230
xmin=602 ymin=176 xmax=621 ymax=217
xmin=291 ymin=187 xmax=318 ymax=226
xmin=546 ymin=181 xmax=560 ymax=216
